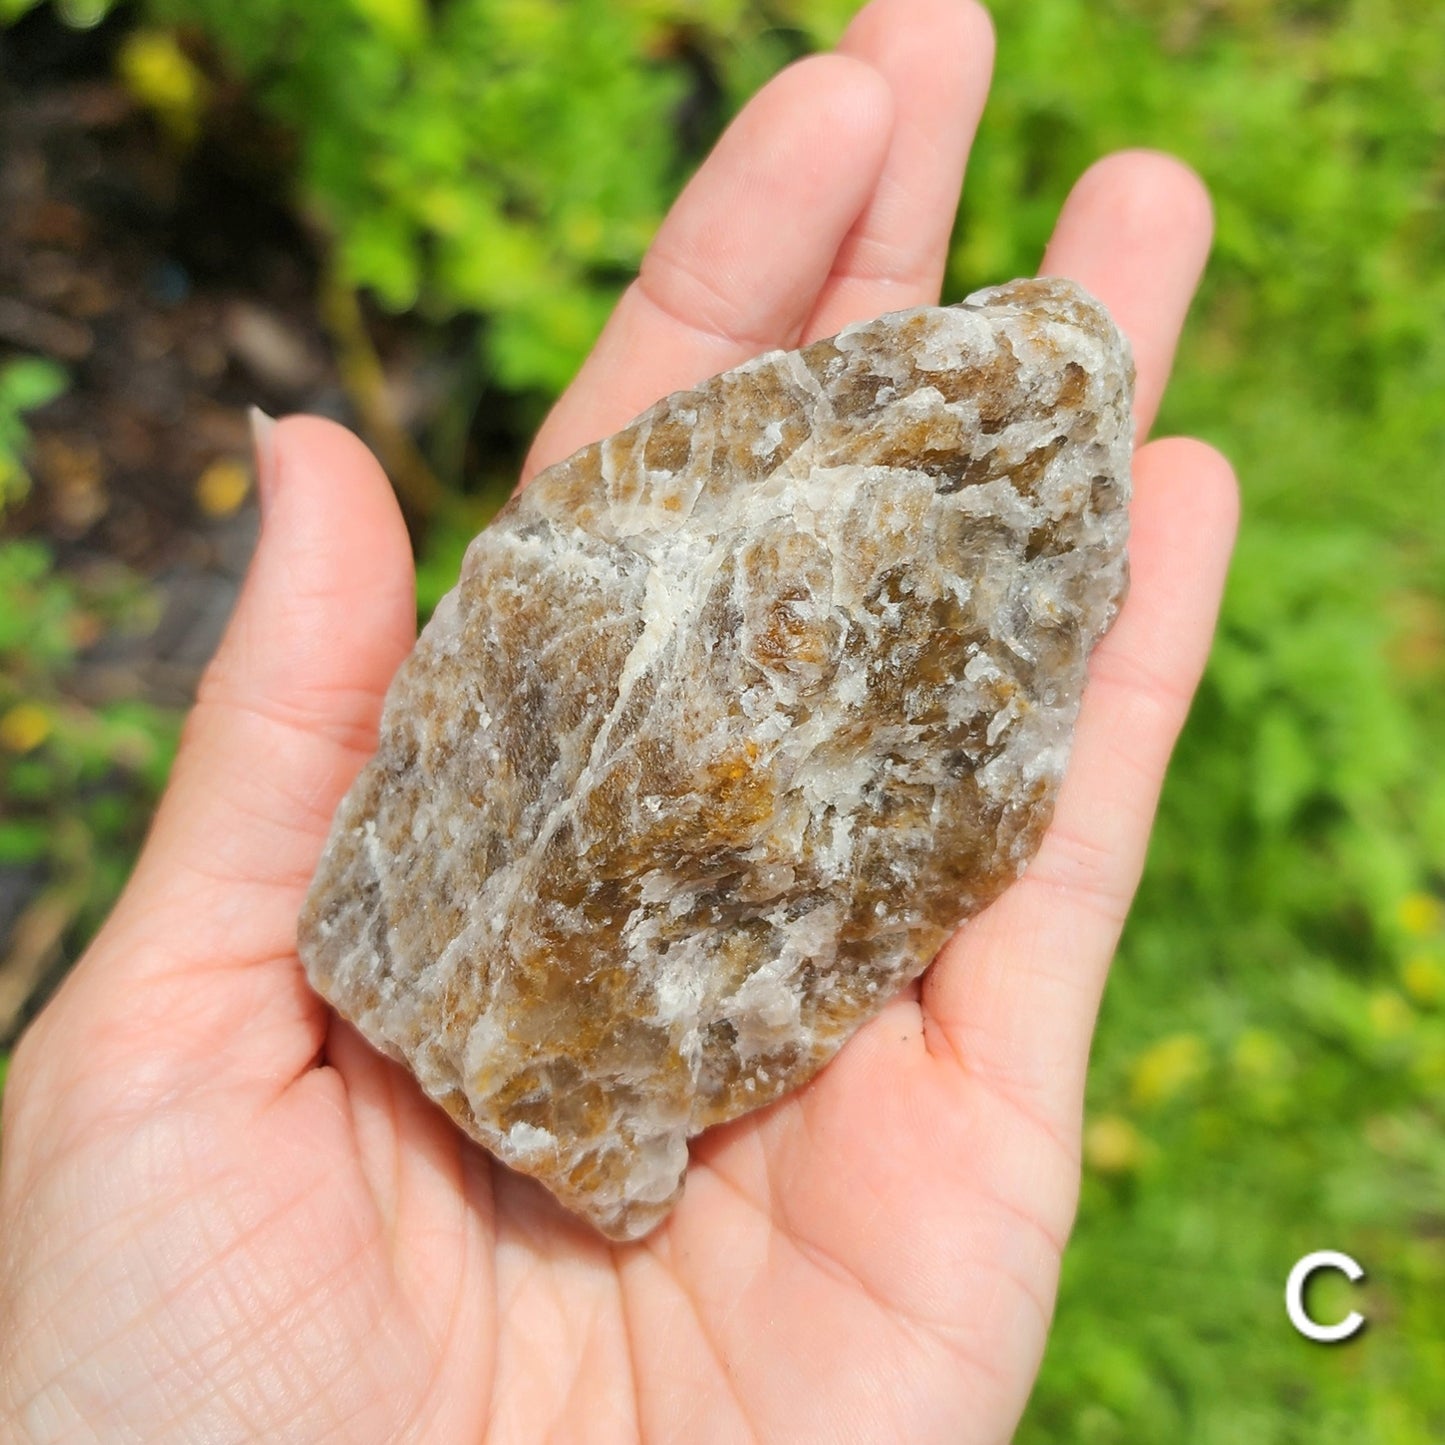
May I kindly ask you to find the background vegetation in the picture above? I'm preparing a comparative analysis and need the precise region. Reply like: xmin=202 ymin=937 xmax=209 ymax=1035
xmin=2 ymin=0 xmax=1442 ymax=1437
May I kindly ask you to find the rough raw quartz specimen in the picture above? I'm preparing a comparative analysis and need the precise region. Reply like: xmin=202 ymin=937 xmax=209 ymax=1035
xmin=299 ymin=276 xmax=1134 ymax=1240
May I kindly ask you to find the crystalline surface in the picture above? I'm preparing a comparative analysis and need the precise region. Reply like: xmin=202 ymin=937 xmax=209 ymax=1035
xmin=299 ymin=276 xmax=1134 ymax=1240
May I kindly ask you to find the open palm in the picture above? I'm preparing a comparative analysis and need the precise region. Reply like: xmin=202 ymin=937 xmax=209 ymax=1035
xmin=0 ymin=2 xmax=1236 ymax=1441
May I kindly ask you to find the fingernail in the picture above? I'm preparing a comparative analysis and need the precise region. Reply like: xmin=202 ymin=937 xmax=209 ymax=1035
xmin=249 ymin=406 xmax=278 ymax=517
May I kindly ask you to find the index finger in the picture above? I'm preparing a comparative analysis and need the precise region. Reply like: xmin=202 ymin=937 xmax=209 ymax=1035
xmin=803 ymin=0 xmax=996 ymax=338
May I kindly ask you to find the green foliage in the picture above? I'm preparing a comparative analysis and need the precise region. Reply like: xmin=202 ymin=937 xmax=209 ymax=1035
xmin=139 ymin=0 xmax=802 ymax=400
xmin=934 ymin=2 xmax=1445 ymax=1438
xmin=0 ymin=358 xmax=179 ymax=996
xmin=0 ymin=0 xmax=111 ymax=24
xmin=0 ymin=539 xmax=180 ymax=949
xmin=0 ymin=358 xmax=67 ymax=511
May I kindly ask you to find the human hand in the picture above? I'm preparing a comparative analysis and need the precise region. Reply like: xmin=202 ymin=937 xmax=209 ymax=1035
xmin=0 ymin=1 xmax=1236 ymax=1440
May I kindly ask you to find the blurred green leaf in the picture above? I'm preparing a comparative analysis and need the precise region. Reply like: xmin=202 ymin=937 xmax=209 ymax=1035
xmin=0 ymin=818 xmax=50 ymax=864
xmin=0 ymin=359 xmax=67 ymax=511
xmin=0 ymin=358 xmax=67 ymax=415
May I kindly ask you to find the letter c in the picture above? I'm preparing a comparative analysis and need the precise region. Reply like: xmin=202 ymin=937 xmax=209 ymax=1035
xmin=1286 ymin=1251 xmax=1366 ymax=1343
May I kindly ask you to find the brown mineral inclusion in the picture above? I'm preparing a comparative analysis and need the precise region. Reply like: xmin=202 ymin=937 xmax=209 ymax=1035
xmin=299 ymin=277 xmax=1134 ymax=1240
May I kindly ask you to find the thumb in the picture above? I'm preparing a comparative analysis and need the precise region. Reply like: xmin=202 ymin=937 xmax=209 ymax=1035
xmin=6 ymin=415 xmax=415 ymax=1131
xmin=101 ymin=413 xmax=415 ymax=975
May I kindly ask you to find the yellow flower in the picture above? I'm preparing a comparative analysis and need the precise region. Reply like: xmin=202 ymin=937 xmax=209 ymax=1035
xmin=1398 ymin=892 xmax=1443 ymax=938
xmin=0 ymin=702 xmax=51 ymax=753
xmin=1130 ymin=1033 xmax=1208 ymax=1109
xmin=118 ymin=31 xmax=209 ymax=145
xmin=1084 ymin=1115 xmax=1146 ymax=1175
xmin=1401 ymin=955 xmax=1445 ymax=1009
xmin=195 ymin=459 xmax=252 ymax=519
